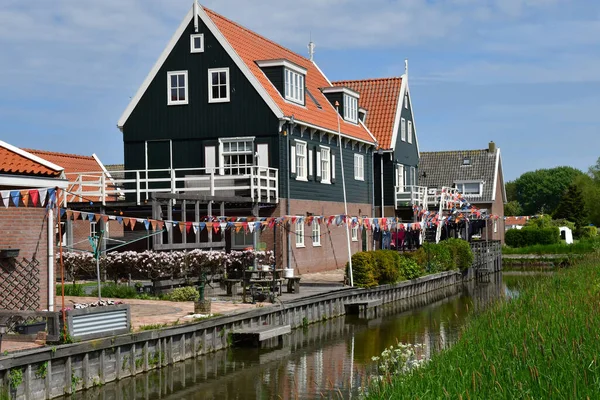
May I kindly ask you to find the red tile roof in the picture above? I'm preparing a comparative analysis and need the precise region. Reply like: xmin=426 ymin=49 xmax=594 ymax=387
xmin=332 ymin=77 xmax=402 ymax=150
xmin=0 ymin=145 xmax=63 ymax=177
xmin=505 ymin=216 xmax=530 ymax=226
xmin=204 ymin=7 xmax=375 ymax=144
xmin=25 ymin=149 xmax=103 ymax=175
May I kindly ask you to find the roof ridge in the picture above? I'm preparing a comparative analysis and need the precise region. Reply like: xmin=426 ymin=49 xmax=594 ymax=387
xmin=422 ymin=149 xmax=491 ymax=154
xmin=333 ymin=76 xmax=403 ymax=83
xmin=204 ymin=6 xmax=312 ymax=65
xmin=25 ymin=148 xmax=95 ymax=160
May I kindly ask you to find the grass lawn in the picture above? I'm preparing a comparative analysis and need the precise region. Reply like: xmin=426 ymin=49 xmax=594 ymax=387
xmin=366 ymin=254 xmax=600 ymax=399
xmin=502 ymin=239 xmax=600 ymax=255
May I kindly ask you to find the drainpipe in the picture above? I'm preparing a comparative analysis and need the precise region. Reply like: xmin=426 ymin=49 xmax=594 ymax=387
xmin=379 ymin=150 xmax=384 ymax=219
xmin=286 ymin=116 xmax=295 ymax=271
xmin=371 ymin=149 xmax=375 ymax=249
xmin=47 ymin=208 xmax=54 ymax=311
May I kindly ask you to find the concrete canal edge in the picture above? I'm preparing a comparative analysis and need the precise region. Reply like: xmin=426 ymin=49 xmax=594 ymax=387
xmin=0 ymin=249 xmax=501 ymax=399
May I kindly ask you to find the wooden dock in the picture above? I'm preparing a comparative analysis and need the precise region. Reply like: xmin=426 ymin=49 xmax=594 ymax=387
xmin=231 ymin=325 xmax=291 ymax=348
xmin=344 ymin=299 xmax=383 ymax=317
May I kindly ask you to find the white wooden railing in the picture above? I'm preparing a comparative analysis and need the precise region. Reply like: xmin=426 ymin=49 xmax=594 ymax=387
xmin=394 ymin=185 xmax=429 ymax=209
xmin=65 ymin=166 xmax=279 ymax=205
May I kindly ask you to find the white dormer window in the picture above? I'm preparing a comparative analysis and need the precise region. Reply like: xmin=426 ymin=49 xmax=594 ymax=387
xmin=167 ymin=71 xmax=188 ymax=105
xmin=455 ymin=181 xmax=483 ymax=196
xmin=344 ymin=94 xmax=358 ymax=123
xmin=285 ymin=69 xmax=305 ymax=104
xmin=190 ymin=34 xmax=204 ymax=53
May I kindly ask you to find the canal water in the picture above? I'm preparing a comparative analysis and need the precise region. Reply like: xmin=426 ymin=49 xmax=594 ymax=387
xmin=70 ymin=273 xmax=532 ymax=400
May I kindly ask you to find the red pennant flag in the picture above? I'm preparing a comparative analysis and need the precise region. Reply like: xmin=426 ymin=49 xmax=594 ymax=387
xmin=28 ymin=190 xmax=39 ymax=206
xmin=123 ymin=217 xmax=130 ymax=227
xmin=157 ymin=221 xmax=164 ymax=230
xmin=102 ymin=215 xmax=109 ymax=223
xmin=185 ymin=221 xmax=192 ymax=234
xmin=72 ymin=211 xmax=81 ymax=220
xmin=129 ymin=219 xmax=136 ymax=230
xmin=151 ymin=220 xmax=158 ymax=231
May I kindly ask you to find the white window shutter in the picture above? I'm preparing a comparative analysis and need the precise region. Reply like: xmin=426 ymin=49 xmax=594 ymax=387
xmin=308 ymin=149 xmax=313 ymax=178
xmin=205 ymin=146 xmax=216 ymax=174
xmin=290 ymin=145 xmax=296 ymax=174
xmin=257 ymin=144 xmax=269 ymax=168
xmin=316 ymin=151 xmax=322 ymax=178
xmin=331 ymin=154 xmax=336 ymax=182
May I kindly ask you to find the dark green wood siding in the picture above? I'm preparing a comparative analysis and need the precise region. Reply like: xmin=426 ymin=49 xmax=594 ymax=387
xmin=122 ymin=17 xmax=279 ymax=171
xmin=322 ymin=92 xmax=343 ymax=114
xmin=393 ymin=92 xmax=419 ymax=172
xmin=280 ymin=124 xmax=373 ymax=205
xmin=261 ymin=66 xmax=284 ymax=98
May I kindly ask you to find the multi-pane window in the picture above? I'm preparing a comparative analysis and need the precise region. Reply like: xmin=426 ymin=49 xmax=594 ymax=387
xmin=351 ymin=224 xmax=358 ymax=241
xmin=312 ymin=221 xmax=321 ymax=246
xmin=284 ymin=69 xmax=305 ymax=104
xmin=190 ymin=34 xmax=204 ymax=53
xmin=296 ymin=220 xmax=305 ymax=247
xmin=232 ymin=230 xmax=253 ymax=249
xmin=296 ymin=141 xmax=307 ymax=180
xmin=90 ymin=221 xmax=97 ymax=238
xmin=208 ymin=68 xmax=230 ymax=103
xmin=407 ymin=121 xmax=413 ymax=144
xmin=221 ymin=138 xmax=253 ymax=175
xmin=455 ymin=182 xmax=482 ymax=196
xmin=320 ymin=147 xmax=331 ymax=184
xmin=167 ymin=71 xmax=188 ymax=105
xmin=400 ymin=118 xmax=406 ymax=141
xmin=354 ymin=154 xmax=364 ymax=181
xmin=344 ymin=94 xmax=358 ymax=123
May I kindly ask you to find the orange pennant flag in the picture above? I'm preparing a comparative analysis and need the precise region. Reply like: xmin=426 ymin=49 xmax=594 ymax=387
xmin=72 ymin=211 xmax=81 ymax=220
xmin=66 ymin=210 xmax=73 ymax=220
xmin=95 ymin=213 xmax=102 ymax=222
xmin=179 ymin=222 xmax=186 ymax=234
xmin=129 ymin=218 xmax=136 ymax=230
xmin=151 ymin=220 xmax=157 ymax=231
xmin=123 ymin=217 xmax=130 ymax=227
xmin=20 ymin=190 xmax=29 ymax=207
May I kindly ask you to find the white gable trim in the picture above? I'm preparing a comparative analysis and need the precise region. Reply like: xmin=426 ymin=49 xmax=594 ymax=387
xmin=405 ymin=81 xmax=421 ymax=158
xmin=389 ymin=74 xmax=407 ymax=150
xmin=0 ymin=140 xmax=64 ymax=174
xmin=0 ymin=175 xmax=69 ymax=189
xmin=117 ymin=4 xmax=284 ymax=130
xmin=491 ymin=148 xmax=506 ymax=203
xmin=312 ymin=61 xmax=332 ymax=86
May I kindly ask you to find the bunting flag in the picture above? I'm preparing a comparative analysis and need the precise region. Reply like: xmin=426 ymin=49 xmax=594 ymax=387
xmin=1 ymin=191 xmax=9 ymax=208
xmin=144 ymin=220 xmax=150 ymax=231
xmin=20 ymin=190 xmax=29 ymax=207
xmin=10 ymin=191 xmax=20 ymax=207
xmin=73 ymin=211 xmax=80 ymax=220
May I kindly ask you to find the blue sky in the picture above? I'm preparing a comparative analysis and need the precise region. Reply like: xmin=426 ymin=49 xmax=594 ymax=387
xmin=0 ymin=0 xmax=598 ymax=180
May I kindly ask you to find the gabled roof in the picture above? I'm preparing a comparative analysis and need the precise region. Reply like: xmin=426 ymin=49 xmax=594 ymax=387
xmin=419 ymin=147 xmax=505 ymax=203
xmin=332 ymin=77 xmax=403 ymax=150
xmin=118 ymin=3 xmax=375 ymax=145
xmin=25 ymin=149 xmax=105 ymax=175
xmin=505 ymin=216 xmax=529 ymax=226
xmin=0 ymin=140 xmax=64 ymax=178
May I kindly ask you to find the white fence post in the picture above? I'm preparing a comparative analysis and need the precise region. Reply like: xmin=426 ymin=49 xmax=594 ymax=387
xmin=135 ymin=171 xmax=141 ymax=205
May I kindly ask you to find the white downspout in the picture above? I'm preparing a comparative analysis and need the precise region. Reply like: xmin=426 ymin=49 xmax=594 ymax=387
xmin=47 ymin=209 xmax=54 ymax=311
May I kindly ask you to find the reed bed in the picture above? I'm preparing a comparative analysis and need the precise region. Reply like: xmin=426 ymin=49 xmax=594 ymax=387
xmin=366 ymin=255 xmax=600 ymax=399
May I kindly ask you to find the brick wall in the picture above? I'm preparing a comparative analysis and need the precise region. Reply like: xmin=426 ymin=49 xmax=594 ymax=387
xmin=0 ymin=207 xmax=49 ymax=310
xmin=69 ymin=219 xmax=124 ymax=251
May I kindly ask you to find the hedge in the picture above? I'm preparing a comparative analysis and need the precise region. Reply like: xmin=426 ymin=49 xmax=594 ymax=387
xmin=579 ymin=226 xmax=597 ymax=239
xmin=505 ymin=227 xmax=560 ymax=248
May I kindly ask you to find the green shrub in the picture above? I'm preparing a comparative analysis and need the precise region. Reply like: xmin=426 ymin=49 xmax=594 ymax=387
xmin=413 ymin=243 xmax=453 ymax=273
xmin=506 ymin=227 xmax=560 ymax=247
xmin=166 ymin=286 xmax=200 ymax=302
xmin=373 ymin=250 xmax=401 ymax=284
xmin=551 ymin=218 xmax=576 ymax=232
xmin=92 ymin=283 xmax=138 ymax=299
xmin=56 ymin=284 xmax=85 ymax=297
xmin=440 ymin=238 xmax=473 ymax=271
xmin=346 ymin=251 xmax=377 ymax=288
xmin=398 ymin=255 xmax=424 ymax=280
xmin=579 ymin=226 xmax=597 ymax=239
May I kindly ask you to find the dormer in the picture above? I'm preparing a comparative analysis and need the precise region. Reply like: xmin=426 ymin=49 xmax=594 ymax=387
xmin=321 ymin=86 xmax=360 ymax=124
xmin=256 ymin=59 xmax=306 ymax=106
xmin=358 ymin=107 xmax=368 ymax=123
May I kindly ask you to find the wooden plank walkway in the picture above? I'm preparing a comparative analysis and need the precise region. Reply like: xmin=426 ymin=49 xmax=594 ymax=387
xmin=231 ymin=325 xmax=291 ymax=347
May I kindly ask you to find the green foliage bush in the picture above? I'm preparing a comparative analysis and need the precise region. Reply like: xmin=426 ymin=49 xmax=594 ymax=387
xmin=56 ymin=284 xmax=85 ymax=297
xmin=440 ymin=238 xmax=474 ymax=271
xmin=398 ymin=255 xmax=424 ymax=280
xmin=579 ymin=226 xmax=597 ymax=239
xmin=91 ymin=283 xmax=138 ymax=299
xmin=413 ymin=243 xmax=453 ymax=273
xmin=347 ymin=251 xmax=377 ymax=288
xmin=166 ymin=286 xmax=200 ymax=302
xmin=505 ymin=227 xmax=560 ymax=248
xmin=373 ymin=250 xmax=402 ymax=284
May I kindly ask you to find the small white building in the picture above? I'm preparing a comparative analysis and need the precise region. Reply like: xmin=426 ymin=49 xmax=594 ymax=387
xmin=559 ymin=227 xmax=573 ymax=244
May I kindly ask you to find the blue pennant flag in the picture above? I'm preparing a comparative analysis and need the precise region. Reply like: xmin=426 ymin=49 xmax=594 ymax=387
xmin=10 ymin=191 xmax=20 ymax=207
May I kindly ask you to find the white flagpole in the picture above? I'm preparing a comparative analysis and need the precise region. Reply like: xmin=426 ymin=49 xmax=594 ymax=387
xmin=193 ymin=1 xmax=199 ymax=32
xmin=336 ymin=102 xmax=353 ymax=287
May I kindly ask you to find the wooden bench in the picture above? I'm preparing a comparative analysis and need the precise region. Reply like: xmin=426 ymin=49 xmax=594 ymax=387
xmin=286 ymin=277 xmax=301 ymax=294
xmin=232 ymin=324 xmax=291 ymax=348
xmin=344 ymin=299 xmax=383 ymax=316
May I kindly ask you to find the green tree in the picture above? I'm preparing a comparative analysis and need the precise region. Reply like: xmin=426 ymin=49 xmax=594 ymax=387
xmin=515 ymin=166 xmax=584 ymax=215
xmin=589 ymin=157 xmax=600 ymax=182
xmin=504 ymin=200 xmax=523 ymax=216
xmin=553 ymin=183 xmax=587 ymax=231
xmin=505 ymin=181 xmax=517 ymax=202
xmin=574 ymin=174 xmax=600 ymax=227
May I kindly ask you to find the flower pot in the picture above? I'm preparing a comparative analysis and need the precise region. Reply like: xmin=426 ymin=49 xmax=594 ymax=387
xmin=283 ymin=268 xmax=294 ymax=278
xmin=15 ymin=321 xmax=46 ymax=335
xmin=262 ymin=265 xmax=271 ymax=272
xmin=194 ymin=300 xmax=211 ymax=314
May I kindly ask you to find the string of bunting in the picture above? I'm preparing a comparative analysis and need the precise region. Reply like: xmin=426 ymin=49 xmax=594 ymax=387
xmin=0 ymin=187 xmax=60 ymax=208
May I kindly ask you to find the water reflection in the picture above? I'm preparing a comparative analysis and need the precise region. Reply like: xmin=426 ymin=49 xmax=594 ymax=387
xmin=70 ymin=273 xmax=533 ymax=400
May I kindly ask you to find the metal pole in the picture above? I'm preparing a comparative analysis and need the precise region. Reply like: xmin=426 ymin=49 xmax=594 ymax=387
xmin=286 ymin=118 xmax=293 ymax=271
xmin=96 ymin=242 xmax=102 ymax=301
xmin=47 ymin=208 xmax=54 ymax=311
xmin=336 ymin=103 xmax=353 ymax=287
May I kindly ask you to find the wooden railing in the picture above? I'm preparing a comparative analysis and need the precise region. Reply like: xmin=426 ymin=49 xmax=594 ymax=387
xmin=394 ymin=185 xmax=429 ymax=209
xmin=65 ymin=166 xmax=279 ymax=205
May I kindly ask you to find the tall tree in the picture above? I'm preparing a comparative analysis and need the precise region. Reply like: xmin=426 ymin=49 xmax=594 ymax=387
xmin=589 ymin=157 xmax=600 ymax=182
xmin=553 ymin=183 xmax=587 ymax=230
xmin=574 ymin=174 xmax=600 ymax=227
xmin=505 ymin=181 xmax=517 ymax=202
xmin=504 ymin=200 xmax=523 ymax=216
xmin=515 ymin=166 xmax=584 ymax=215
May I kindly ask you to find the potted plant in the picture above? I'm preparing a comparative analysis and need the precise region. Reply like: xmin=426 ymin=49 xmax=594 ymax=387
xmin=15 ymin=320 xmax=46 ymax=335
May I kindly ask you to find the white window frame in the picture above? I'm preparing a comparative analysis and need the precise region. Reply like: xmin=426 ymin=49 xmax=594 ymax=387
xmin=354 ymin=154 xmax=364 ymax=181
xmin=219 ymin=137 xmax=254 ymax=175
xmin=396 ymin=164 xmax=405 ymax=192
xmin=90 ymin=221 xmax=97 ymax=238
xmin=343 ymin=94 xmax=358 ymax=123
xmin=208 ymin=68 xmax=230 ymax=103
xmin=167 ymin=71 xmax=188 ymax=106
xmin=284 ymin=69 xmax=305 ymax=105
xmin=455 ymin=181 xmax=483 ymax=197
xmin=400 ymin=118 xmax=406 ymax=141
xmin=190 ymin=34 xmax=204 ymax=53
xmin=320 ymin=146 xmax=331 ymax=184
xmin=295 ymin=140 xmax=307 ymax=181
xmin=351 ymin=224 xmax=358 ymax=242
xmin=405 ymin=93 xmax=408 ymax=109
xmin=296 ymin=220 xmax=305 ymax=248
xmin=407 ymin=120 xmax=413 ymax=144
xmin=312 ymin=221 xmax=321 ymax=246
xmin=494 ymin=220 xmax=498 ymax=233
